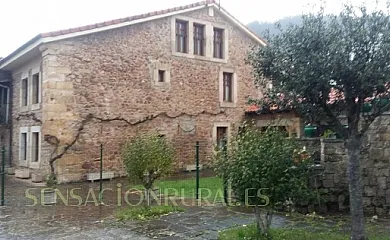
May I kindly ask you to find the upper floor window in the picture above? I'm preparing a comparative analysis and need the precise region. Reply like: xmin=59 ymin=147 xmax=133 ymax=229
xmin=32 ymin=73 xmax=40 ymax=104
xmin=223 ymin=72 xmax=233 ymax=102
xmin=193 ymin=23 xmax=205 ymax=56
xmin=21 ymin=78 xmax=28 ymax=106
xmin=176 ymin=20 xmax=188 ymax=53
xmin=213 ymin=28 xmax=224 ymax=59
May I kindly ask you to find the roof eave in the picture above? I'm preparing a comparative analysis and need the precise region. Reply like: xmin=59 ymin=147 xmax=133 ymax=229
xmin=0 ymin=34 xmax=43 ymax=70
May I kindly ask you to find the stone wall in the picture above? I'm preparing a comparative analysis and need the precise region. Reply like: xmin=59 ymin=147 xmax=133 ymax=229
xmin=36 ymin=7 xmax=260 ymax=182
xmin=300 ymin=116 xmax=390 ymax=215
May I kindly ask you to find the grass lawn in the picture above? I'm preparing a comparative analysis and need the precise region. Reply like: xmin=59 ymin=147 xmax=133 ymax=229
xmin=116 ymin=205 xmax=185 ymax=221
xmin=219 ymin=224 xmax=390 ymax=240
xmin=219 ymin=217 xmax=390 ymax=240
xmin=131 ymin=176 xmax=224 ymax=202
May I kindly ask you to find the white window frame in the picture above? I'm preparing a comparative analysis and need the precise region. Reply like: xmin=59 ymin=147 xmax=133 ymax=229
xmin=19 ymin=67 xmax=42 ymax=111
xmin=29 ymin=126 xmax=41 ymax=169
xmin=219 ymin=67 xmax=238 ymax=108
xmin=20 ymin=72 xmax=29 ymax=112
xmin=30 ymin=67 xmax=42 ymax=111
xmin=18 ymin=126 xmax=41 ymax=169
xmin=171 ymin=16 xmax=228 ymax=63
xmin=151 ymin=61 xmax=171 ymax=89
xmin=19 ymin=127 xmax=29 ymax=167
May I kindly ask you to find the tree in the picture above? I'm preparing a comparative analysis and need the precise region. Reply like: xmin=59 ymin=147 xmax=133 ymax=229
xmin=215 ymin=126 xmax=314 ymax=236
xmin=248 ymin=3 xmax=390 ymax=240
xmin=122 ymin=133 xmax=174 ymax=206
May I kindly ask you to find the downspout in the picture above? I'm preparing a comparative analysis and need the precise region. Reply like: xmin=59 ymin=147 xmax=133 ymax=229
xmin=8 ymin=77 xmax=13 ymax=166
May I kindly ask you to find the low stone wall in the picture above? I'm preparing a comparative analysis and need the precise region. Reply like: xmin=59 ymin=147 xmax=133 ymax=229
xmin=299 ymin=119 xmax=390 ymax=215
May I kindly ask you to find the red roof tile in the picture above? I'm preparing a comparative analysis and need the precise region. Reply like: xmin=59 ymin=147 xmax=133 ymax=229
xmin=246 ymin=105 xmax=260 ymax=113
xmin=40 ymin=0 xmax=217 ymax=38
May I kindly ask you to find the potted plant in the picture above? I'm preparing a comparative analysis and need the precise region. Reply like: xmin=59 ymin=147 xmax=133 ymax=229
xmin=43 ymin=174 xmax=57 ymax=205
xmin=321 ymin=129 xmax=336 ymax=139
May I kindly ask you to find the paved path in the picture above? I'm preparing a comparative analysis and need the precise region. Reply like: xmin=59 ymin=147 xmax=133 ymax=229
xmin=0 ymin=175 xmax=288 ymax=239
xmin=0 ymin=204 xmax=287 ymax=240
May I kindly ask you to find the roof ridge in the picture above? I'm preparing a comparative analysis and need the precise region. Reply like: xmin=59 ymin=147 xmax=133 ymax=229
xmin=40 ymin=0 xmax=217 ymax=38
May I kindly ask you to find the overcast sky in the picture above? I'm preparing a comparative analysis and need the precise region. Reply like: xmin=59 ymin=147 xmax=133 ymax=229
xmin=0 ymin=0 xmax=384 ymax=57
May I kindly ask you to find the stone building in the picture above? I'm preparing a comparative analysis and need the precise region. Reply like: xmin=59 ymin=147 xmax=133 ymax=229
xmin=0 ymin=0 xmax=266 ymax=182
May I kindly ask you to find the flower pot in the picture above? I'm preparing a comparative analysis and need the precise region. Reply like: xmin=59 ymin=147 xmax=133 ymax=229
xmin=304 ymin=126 xmax=317 ymax=138
xmin=42 ymin=189 xmax=57 ymax=205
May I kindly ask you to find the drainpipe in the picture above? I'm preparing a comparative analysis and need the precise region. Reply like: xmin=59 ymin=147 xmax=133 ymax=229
xmin=8 ymin=76 xmax=13 ymax=166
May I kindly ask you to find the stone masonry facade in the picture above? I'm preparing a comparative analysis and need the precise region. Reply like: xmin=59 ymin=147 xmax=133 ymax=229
xmin=10 ymin=6 xmax=261 ymax=182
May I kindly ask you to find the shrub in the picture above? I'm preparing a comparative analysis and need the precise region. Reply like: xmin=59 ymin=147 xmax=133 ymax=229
xmin=122 ymin=133 xmax=174 ymax=206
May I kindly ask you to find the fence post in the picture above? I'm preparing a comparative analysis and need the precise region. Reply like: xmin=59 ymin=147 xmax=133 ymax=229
xmin=222 ymin=139 xmax=229 ymax=205
xmin=99 ymin=144 xmax=103 ymax=203
xmin=0 ymin=146 xmax=5 ymax=206
xmin=195 ymin=141 xmax=200 ymax=202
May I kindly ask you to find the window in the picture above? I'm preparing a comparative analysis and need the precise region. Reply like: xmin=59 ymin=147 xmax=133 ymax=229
xmin=0 ymin=87 xmax=9 ymax=124
xmin=20 ymin=133 xmax=27 ymax=161
xmin=216 ymin=127 xmax=228 ymax=149
xmin=193 ymin=24 xmax=205 ymax=56
xmin=213 ymin=28 xmax=224 ymax=59
xmin=21 ymin=78 xmax=28 ymax=106
xmin=32 ymin=73 xmax=40 ymax=104
xmin=158 ymin=70 xmax=166 ymax=82
xmin=31 ymin=132 xmax=40 ymax=162
xmin=176 ymin=20 xmax=188 ymax=53
xmin=223 ymin=72 xmax=233 ymax=102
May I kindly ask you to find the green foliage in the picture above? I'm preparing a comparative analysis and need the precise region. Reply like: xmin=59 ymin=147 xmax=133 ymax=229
xmin=248 ymin=2 xmax=390 ymax=137
xmin=116 ymin=205 xmax=185 ymax=221
xmin=321 ymin=129 xmax=336 ymax=138
xmin=122 ymin=133 xmax=174 ymax=190
xmin=130 ymin=176 xmax=224 ymax=202
xmin=218 ymin=225 xmax=390 ymax=240
xmin=45 ymin=174 xmax=57 ymax=187
xmin=215 ymin=124 xmax=316 ymax=209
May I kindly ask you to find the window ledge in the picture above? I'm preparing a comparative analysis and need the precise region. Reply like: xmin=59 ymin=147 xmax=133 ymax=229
xmin=220 ymin=102 xmax=236 ymax=108
xmin=152 ymin=82 xmax=171 ymax=90
xmin=31 ymin=103 xmax=42 ymax=111
xmin=20 ymin=106 xmax=29 ymax=112
xmin=172 ymin=52 xmax=228 ymax=63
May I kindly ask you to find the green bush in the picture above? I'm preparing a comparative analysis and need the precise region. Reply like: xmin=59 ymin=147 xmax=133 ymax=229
xmin=215 ymin=124 xmax=315 ymax=234
xmin=122 ymin=133 xmax=174 ymax=205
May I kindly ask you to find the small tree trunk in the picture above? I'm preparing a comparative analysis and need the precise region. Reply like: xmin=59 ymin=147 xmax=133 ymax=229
xmin=346 ymin=136 xmax=367 ymax=240
xmin=254 ymin=205 xmax=273 ymax=236
xmin=146 ymin=188 xmax=151 ymax=207
xmin=254 ymin=205 xmax=262 ymax=233
xmin=144 ymin=172 xmax=152 ymax=207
